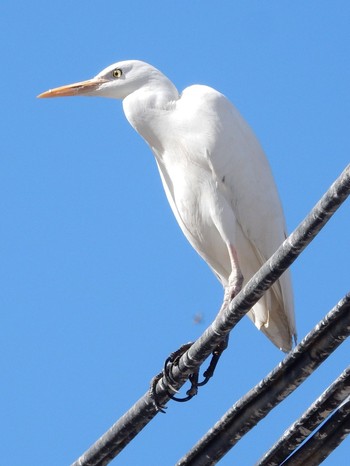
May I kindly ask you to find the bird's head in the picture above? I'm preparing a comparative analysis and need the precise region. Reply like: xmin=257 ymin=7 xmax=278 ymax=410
xmin=38 ymin=60 xmax=173 ymax=100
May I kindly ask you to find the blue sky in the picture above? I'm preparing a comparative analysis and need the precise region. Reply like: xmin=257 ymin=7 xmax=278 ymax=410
xmin=1 ymin=1 xmax=349 ymax=465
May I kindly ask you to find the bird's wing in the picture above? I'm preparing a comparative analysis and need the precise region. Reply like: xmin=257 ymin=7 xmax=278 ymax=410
xmin=178 ymin=85 xmax=286 ymax=261
xmin=180 ymin=85 xmax=295 ymax=349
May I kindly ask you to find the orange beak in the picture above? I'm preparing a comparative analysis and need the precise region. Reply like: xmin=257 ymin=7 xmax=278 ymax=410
xmin=37 ymin=78 xmax=107 ymax=98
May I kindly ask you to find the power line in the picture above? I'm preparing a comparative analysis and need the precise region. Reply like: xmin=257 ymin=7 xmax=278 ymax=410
xmin=71 ymin=165 xmax=350 ymax=466
xmin=175 ymin=294 xmax=350 ymax=465
xmin=256 ymin=367 xmax=350 ymax=466
xmin=280 ymin=395 xmax=350 ymax=466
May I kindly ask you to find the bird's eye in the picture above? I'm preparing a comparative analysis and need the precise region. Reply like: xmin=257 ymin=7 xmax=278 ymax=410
xmin=112 ymin=68 xmax=123 ymax=78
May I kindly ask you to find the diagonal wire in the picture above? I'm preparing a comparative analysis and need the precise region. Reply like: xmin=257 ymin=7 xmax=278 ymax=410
xmin=175 ymin=294 xmax=350 ymax=466
xmin=281 ymin=395 xmax=350 ymax=466
xmin=71 ymin=165 xmax=350 ymax=466
xmin=256 ymin=366 xmax=350 ymax=466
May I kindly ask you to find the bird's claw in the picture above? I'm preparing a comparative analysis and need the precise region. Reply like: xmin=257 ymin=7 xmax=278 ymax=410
xmin=170 ymin=371 xmax=199 ymax=401
xmin=149 ymin=337 xmax=229 ymax=409
xmin=163 ymin=342 xmax=195 ymax=400
xmin=149 ymin=372 xmax=168 ymax=413
xmin=164 ymin=337 xmax=229 ymax=401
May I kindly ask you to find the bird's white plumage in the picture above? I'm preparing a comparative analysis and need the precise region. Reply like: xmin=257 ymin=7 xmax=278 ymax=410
xmin=39 ymin=60 xmax=296 ymax=351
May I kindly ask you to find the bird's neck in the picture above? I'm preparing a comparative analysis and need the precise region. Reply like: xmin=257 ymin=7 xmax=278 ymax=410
xmin=122 ymin=79 xmax=179 ymax=151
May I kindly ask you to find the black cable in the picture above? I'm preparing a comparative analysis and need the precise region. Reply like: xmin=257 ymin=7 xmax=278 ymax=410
xmin=175 ymin=294 xmax=350 ymax=466
xmin=281 ymin=396 xmax=350 ymax=466
xmin=256 ymin=367 xmax=350 ymax=466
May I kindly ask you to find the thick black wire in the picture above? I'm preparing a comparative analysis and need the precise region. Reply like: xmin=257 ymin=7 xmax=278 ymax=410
xmin=71 ymin=166 xmax=350 ymax=466
xmin=281 ymin=396 xmax=350 ymax=466
xmin=175 ymin=294 xmax=350 ymax=466
xmin=256 ymin=367 xmax=350 ymax=466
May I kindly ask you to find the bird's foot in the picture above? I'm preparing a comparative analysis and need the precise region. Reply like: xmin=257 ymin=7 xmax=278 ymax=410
xmin=163 ymin=343 xmax=198 ymax=402
xmin=150 ymin=338 xmax=229 ymax=406
xmin=149 ymin=343 xmax=196 ymax=411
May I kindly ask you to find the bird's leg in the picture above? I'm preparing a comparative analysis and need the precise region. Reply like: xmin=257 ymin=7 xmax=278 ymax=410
xmin=198 ymin=245 xmax=243 ymax=386
xmin=221 ymin=244 xmax=244 ymax=313
xmin=150 ymin=246 xmax=244 ymax=405
xmin=197 ymin=334 xmax=229 ymax=386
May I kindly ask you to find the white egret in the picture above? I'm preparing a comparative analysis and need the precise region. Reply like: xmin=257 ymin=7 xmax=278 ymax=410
xmin=38 ymin=60 xmax=296 ymax=353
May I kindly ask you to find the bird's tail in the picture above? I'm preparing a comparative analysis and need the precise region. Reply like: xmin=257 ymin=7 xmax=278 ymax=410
xmin=248 ymin=269 xmax=296 ymax=352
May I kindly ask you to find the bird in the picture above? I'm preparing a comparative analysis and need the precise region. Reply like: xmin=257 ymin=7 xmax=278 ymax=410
xmin=38 ymin=60 xmax=296 ymax=352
